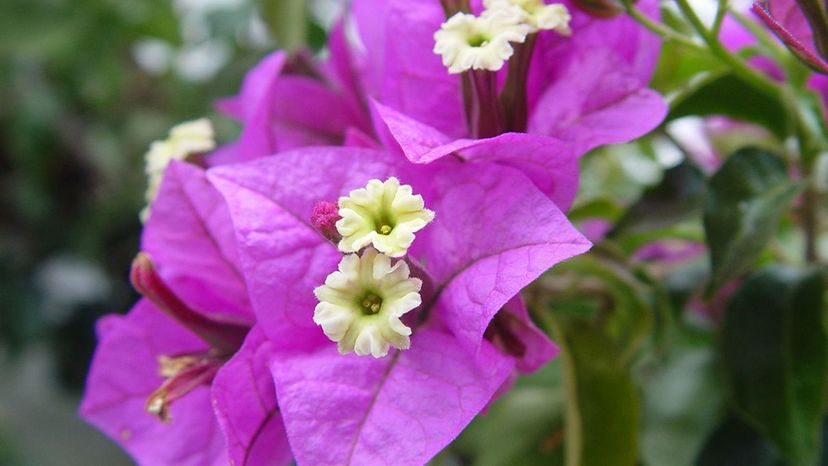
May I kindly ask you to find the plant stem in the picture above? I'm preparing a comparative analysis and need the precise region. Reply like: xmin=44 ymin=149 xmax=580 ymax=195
xmin=622 ymin=0 xmax=704 ymax=51
xmin=802 ymin=183 xmax=820 ymax=263
xmin=712 ymin=0 xmax=728 ymax=38
xmin=674 ymin=0 xmax=782 ymax=99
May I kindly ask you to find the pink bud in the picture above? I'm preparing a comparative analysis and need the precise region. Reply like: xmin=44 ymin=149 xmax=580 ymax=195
xmin=311 ymin=201 xmax=342 ymax=244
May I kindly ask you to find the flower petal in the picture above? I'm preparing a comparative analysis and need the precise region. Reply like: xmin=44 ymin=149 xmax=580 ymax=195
xmin=270 ymin=328 xmax=514 ymax=465
xmin=528 ymin=47 xmax=667 ymax=155
xmin=143 ymin=161 xmax=253 ymax=322
xmin=211 ymin=326 xmax=292 ymax=466
xmin=372 ymin=101 xmax=579 ymax=210
xmin=79 ymin=300 xmax=227 ymax=466
xmin=410 ymin=162 xmax=590 ymax=354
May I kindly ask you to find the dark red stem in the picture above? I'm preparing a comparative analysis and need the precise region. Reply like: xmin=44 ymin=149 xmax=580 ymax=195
xmin=130 ymin=253 xmax=249 ymax=353
xmin=501 ymin=33 xmax=538 ymax=133
xmin=469 ymin=70 xmax=504 ymax=139
xmin=752 ymin=2 xmax=828 ymax=74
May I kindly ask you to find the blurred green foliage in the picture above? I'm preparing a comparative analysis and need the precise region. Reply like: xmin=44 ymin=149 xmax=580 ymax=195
xmin=0 ymin=0 xmax=298 ymax=387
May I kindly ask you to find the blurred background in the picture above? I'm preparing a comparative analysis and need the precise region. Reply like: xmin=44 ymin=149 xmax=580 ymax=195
xmin=0 ymin=1 xmax=334 ymax=463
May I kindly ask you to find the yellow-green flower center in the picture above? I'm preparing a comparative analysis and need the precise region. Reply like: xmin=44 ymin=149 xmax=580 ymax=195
xmin=360 ymin=293 xmax=383 ymax=315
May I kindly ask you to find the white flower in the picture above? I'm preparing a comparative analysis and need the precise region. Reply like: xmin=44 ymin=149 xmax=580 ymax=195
xmin=336 ymin=177 xmax=435 ymax=258
xmin=484 ymin=0 xmax=572 ymax=34
xmin=141 ymin=118 xmax=215 ymax=222
xmin=433 ymin=8 xmax=530 ymax=74
xmin=313 ymin=248 xmax=422 ymax=358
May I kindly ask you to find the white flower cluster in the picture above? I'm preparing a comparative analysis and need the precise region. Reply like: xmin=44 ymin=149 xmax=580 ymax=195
xmin=313 ymin=178 xmax=434 ymax=358
xmin=433 ymin=0 xmax=571 ymax=74
xmin=141 ymin=118 xmax=215 ymax=222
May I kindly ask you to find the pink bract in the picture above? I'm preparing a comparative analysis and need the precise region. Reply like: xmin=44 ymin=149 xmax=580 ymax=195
xmin=80 ymin=162 xmax=291 ymax=466
xmin=208 ymin=146 xmax=591 ymax=464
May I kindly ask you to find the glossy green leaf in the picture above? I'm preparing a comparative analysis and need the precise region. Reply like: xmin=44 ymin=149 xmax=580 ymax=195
xmin=722 ymin=267 xmax=827 ymax=465
xmin=610 ymin=161 xmax=706 ymax=238
xmin=696 ymin=416 xmax=782 ymax=466
xmin=704 ymin=148 xmax=802 ymax=292
xmin=640 ymin=344 xmax=724 ymax=466
xmin=450 ymin=362 xmax=566 ymax=466
xmin=669 ymin=74 xmax=789 ymax=139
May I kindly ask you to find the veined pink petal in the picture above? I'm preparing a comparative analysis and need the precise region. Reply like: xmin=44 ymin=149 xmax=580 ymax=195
xmin=270 ymin=329 xmax=515 ymax=465
xmin=372 ymin=101 xmax=579 ymax=210
xmin=410 ymin=162 xmax=590 ymax=354
xmin=209 ymin=145 xmax=589 ymax=366
xmin=143 ymin=161 xmax=253 ymax=322
xmin=212 ymin=326 xmax=292 ymax=466
xmin=528 ymin=48 xmax=667 ymax=155
xmin=80 ymin=300 xmax=227 ymax=466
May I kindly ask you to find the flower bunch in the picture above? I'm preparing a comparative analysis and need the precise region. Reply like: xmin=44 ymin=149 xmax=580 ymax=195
xmin=79 ymin=0 xmax=671 ymax=464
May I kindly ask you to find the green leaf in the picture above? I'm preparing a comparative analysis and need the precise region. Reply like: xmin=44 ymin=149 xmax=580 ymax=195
xmin=541 ymin=253 xmax=660 ymax=466
xmin=450 ymin=362 xmax=566 ymax=466
xmin=553 ymin=255 xmax=654 ymax=363
xmin=610 ymin=161 xmax=705 ymax=237
xmin=568 ymin=197 xmax=623 ymax=223
xmin=550 ymin=319 xmax=640 ymax=466
xmin=722 ymin=267 xmax=827 ymax=465
xmin=640 ymin=343 xmax=724 ymax=466
xmin=669 ymin=74 xmax=789 ymax=139
xmin=261 ymin=0 xmax=307 ymax=51
xmin=651 ymin=25 xmax=723 ymax=94
xmin=696 ymin=416 xmax=782 ymax=466
xmin=703 ymin=148 xmax=802 ymax=292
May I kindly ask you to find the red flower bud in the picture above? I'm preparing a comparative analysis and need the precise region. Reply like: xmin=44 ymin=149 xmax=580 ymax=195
xmin=311 ymin=201 xmax=343 ymax=244
xmin=130 ymin=253 xmax=249 ymax=353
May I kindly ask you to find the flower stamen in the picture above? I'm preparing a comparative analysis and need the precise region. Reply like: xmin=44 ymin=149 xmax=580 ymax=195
xmin=360 ymin=293 xmax=383 ymax=314
xmin=145 ymin=352 xmax=224 ymax=422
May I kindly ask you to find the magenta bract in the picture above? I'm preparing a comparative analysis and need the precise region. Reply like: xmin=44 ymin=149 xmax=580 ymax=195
xmin=208 ymin=146 xmax=591 ymax=464
xmin=80 ymin=162 xmax=291 ymax=466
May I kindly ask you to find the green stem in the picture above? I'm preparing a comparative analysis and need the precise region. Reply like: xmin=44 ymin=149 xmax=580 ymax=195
xmin=543 ymin=313 xmax=583 ymax=466
xmin=261 ymin=0 xmax=307 ymax=52
xmin=674 ymin=0 xmax=782 ymax=99
xmin=802 ymin=182 xmax=820 ymax=263
xmin=622 ymin=0 xmax=704 ymax=51
xmin=712 ymin=0 xmax=728 ymax=38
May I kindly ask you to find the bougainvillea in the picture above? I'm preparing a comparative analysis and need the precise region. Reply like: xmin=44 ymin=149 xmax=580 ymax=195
xmin=80 ymin=161 xmax=291 ymax=466
xmin=78 ymin=0 xmax=828 ymax=464
xmin=207 ymin=145 xmax=589 ymax=464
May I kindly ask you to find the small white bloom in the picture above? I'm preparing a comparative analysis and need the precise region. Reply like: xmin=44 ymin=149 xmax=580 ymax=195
xmin=484 ymin=0 xmax=572 ymax=34
xmin=141 ymin=118 xmax=215 ymax=222
xmin=336 ymin=177 xmax=435 ymax=258
xmin=433 ymin=8 xmax=530 ymax=74
xmin=313 ymin=248 xmax=422 ymax=358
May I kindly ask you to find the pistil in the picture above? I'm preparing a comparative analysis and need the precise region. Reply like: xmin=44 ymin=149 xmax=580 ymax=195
xmin=146 ymin=352 xmax=225 ymax=422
